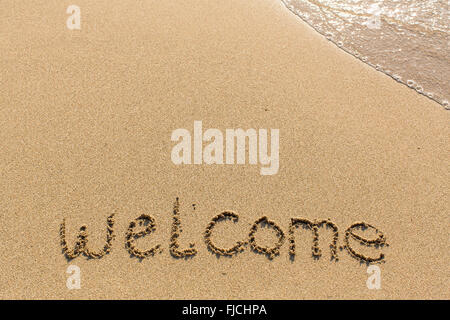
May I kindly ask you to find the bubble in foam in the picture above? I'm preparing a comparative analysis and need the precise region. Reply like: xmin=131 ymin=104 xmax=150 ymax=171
xmin=443 ymin=100 xmax=449 ymax=109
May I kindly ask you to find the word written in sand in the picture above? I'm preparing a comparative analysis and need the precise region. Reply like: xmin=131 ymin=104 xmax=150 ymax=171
xmin=60 ymin=198 xmax=388 ymax=263
xmin=171 ymin=121 xmax=279 ymax=175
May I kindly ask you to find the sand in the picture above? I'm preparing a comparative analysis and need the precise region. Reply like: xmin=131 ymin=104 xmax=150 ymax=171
xmin=0 ymin=0 xmax=448 ymax=299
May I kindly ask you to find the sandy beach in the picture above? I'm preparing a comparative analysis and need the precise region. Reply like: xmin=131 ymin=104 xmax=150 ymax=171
xmin=0 ymin=0 xmax=448 ymax=299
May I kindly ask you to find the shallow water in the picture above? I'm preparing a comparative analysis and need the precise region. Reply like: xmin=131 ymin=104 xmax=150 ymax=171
xmin=281 ymin=0 xmax=449 ymax=108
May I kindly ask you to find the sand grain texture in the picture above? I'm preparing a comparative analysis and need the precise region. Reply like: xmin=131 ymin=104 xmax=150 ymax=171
xmin=0 ymin=0 xmax=448 ymax=299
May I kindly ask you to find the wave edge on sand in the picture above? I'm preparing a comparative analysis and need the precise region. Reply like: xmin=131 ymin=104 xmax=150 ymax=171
xmin=281 ymin=0 xmax=449 ymax=109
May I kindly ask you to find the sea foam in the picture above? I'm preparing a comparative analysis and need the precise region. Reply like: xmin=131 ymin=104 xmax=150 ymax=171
xmin=281 ymin=0 xmax=449 ymax=109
